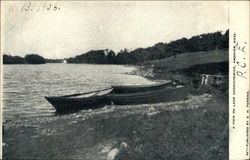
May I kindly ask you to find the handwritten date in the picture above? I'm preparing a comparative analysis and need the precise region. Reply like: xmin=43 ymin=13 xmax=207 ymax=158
xmin=9 ymin=2 xmax=60 ymax=12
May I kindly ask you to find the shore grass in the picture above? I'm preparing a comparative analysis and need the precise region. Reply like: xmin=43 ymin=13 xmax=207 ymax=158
xmin=3 ymin=87 xmax=228 ymax=160
xmin=117 ymin=90 xmax=228 ymax=160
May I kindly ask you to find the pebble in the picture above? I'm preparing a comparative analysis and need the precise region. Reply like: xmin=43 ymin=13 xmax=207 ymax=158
xmin=75 ymin=115 xmax=81 ymax=118
xmin=102 ymin=106 xmax=108 ymax=110
xmin=147 ymin=107 xmax=159 ymax=116
xmin=120 ymin=142 xmax=128 ymax=150
xmin=101 ymin=145 xmax=112 ymax=153
xmin=107 ymin=142 xmax=128 ymax=160
xmin=147 ymin=111 xmax=159 ymax=116
xmin=148 ymin=107 xmax=155 ymax=112
xmin=107 ymin=148 xmax=119 ymax=160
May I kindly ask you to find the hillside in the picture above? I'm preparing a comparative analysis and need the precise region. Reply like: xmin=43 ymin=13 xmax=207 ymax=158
xmin=143 ymin=49 xmax=228 ymax=71
xmin=67 ymin=30 xmax=228 ymax=64
xmin=135 ymin=49 xmax=228 ymax=82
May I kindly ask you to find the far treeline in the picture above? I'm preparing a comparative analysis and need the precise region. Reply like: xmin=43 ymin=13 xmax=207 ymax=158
xmin=3 ymin=30 xmax=228 ymax=65
xmin=67 ymin=30 xmax=228 ymax=64
xmin=3 ymin=54 xmax=63 ymax=64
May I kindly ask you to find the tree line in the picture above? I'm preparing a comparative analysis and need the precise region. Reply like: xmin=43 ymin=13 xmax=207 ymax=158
xmin=3 ymin=30 xmax=228 ymax=65
xmin=3 ymin=54 xmax=46 ymax=64
xmin=3 ymin=54 xmax=65 ymax=64
xmin=67 ymin=30 xmax=229 ymax=64
xmin=67 ymin=49 xmax=116 ymax=64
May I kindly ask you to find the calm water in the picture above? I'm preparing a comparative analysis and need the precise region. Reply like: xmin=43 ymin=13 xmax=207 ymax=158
xmin=3 ymin=64 xmax=154 ymax=122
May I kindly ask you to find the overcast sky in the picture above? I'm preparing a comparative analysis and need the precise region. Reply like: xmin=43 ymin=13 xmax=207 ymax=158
xmin=1 ymin=1 xmax=229 ymax=59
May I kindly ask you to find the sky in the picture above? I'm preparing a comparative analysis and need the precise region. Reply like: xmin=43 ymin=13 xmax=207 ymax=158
xmin=1 ymin=1 xmax=229 ymax=59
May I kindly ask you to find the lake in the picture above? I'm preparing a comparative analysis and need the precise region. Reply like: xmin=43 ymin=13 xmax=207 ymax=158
xmin=3 ymin=64 xmax=154 ymax=123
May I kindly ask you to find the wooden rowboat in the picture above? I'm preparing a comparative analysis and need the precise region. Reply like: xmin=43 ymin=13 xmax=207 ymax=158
xmin=106 ymin=82 xmax=191 ymax=105
xmin=111 ymin=81 xmax=172 ymax=93
xmin=45 ymin=88 xmax=113 ymax=112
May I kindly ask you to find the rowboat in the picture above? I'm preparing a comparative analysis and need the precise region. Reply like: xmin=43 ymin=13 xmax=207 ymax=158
xmin=106 ymin=82 xmax=191 ymax=105
xmin=45 ymin=88 xmax=112 ymax=112
xmin=45 ymin=81 xmax=191 ymax=112
xmin=111 ymin=81 xmax=172 ymax=93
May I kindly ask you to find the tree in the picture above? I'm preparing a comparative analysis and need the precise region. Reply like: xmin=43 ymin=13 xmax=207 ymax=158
xmin=106 ymin=50 xmax=116 ymax=64
xmin=24 ymin=54 xmax=46 ymax=64
xmin=218 ymin=29 xmax=229 ymax=49
xmin=3 ymin=55 xmax=25 ymax=64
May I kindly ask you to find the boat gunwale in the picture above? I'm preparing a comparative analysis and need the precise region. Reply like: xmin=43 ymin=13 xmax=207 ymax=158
xmin=111 ymin=81 xmax=170 ymax=89
xmin=45 ymin=94 xmax=108 ymax=101
xmin=45 ymin=88 xmax=113 ymax=100
xmin=107 ymin=85 xmax=190 ymax=98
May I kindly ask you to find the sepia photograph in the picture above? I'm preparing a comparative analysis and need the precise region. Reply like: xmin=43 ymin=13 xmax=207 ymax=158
xmin=1 ymin=1 xmax=235 ymax=159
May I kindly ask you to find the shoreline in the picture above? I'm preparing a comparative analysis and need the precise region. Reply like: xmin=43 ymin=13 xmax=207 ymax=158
xmin=3 ymin=66 xmax=229 ymax=160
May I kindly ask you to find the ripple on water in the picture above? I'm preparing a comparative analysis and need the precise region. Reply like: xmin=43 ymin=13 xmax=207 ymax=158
xmin=3 ymin=64 xmax=154 ymax=124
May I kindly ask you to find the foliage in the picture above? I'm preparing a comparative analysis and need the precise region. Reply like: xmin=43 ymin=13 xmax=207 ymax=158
xmin=67 ymin=30 xmax=229 ymax=64
xmin=24 ymin=54 xmax=46 ymax=64
xmin=3 ymin=55 xmax=25 ymax=64
xmin=45 ymin=59 xmax=64 ymax=63
xmin=67 ymin=49 xmax=118 ymax=64
xmin=115 ymin=30 xmax=229 ymax=64
xmin=3 ymin=54 xmax=46 ymax=64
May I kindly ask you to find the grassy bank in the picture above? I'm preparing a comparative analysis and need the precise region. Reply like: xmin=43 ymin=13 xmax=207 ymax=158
xmin=142 ymin=49 xmax=228 ymax=71
xmin=133 ymin=49 xmax=228 ymax=82
xmin=118 ymin=95 xmax=228 ymax=159
xmin=3 ymin=88 xmax=228 ymax=160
